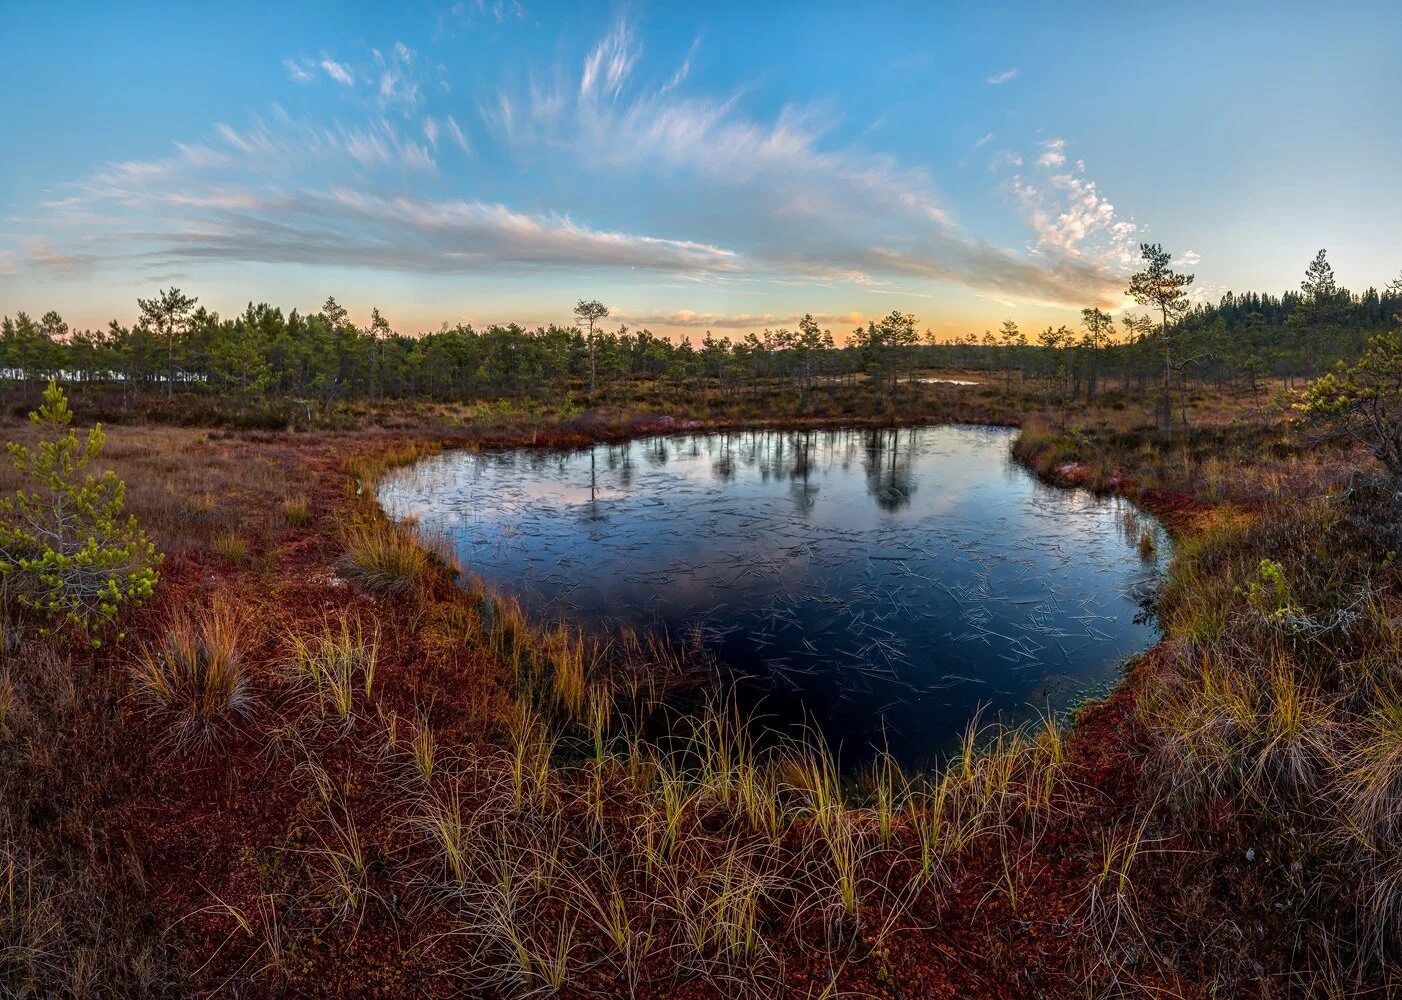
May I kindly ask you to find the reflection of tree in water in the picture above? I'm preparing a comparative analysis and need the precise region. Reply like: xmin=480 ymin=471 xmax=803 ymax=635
xmin=612 ymin=442 xmax=635 ymax=491
xmin=580 ymin=448 xmax=608 ymax=524
xmin=787 ymin=431 xmax=820 ymax=513
xmin=712 ymin=434 xmax=736 ymax=481
xmin=763 ymin=434 xmax=786 ymax=484
xmin=862 ymin=428 xmax=917 ymax=512
xmin=700 ymin=429 xmax=908 ymax=514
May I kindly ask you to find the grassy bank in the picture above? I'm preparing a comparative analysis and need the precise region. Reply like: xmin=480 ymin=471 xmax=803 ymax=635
xmin=1017 ymin=414 xmax=1402 ymax=992
xmin=1 ymin=377 xmax=1396 ymax=997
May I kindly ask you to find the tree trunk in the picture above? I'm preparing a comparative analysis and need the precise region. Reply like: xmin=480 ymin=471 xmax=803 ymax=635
xmin=1159 ymin=306 xmax=1173 ymax=434
xmin=588 ymin=327 xmax=596 ymax=399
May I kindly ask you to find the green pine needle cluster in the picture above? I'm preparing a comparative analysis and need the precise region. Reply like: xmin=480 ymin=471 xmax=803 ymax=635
xmin=0 ymin=381 xmax=161 ymax=642
xmin=1300 ymin=330 xmax=1402 ymax=477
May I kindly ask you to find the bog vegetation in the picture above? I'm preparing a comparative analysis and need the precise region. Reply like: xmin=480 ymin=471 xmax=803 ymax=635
xmin=0 ymin=244 xmax=1399 ymax=997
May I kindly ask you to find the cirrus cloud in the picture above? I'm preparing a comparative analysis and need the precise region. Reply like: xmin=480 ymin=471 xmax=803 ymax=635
xmin=8 ymin=16 xmax=1140 ymax=314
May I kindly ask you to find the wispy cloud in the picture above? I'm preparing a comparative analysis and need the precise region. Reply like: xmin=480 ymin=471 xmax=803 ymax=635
xmin=444 ymin=115 xmax=472 ymax=154
xmin=12 ymin=16 xmax=1135 ymax=313
xmin=482 ymin=17 xmax=1125 ymax=308
xmin=283 ymin=57 xmax=316 ymax=83
xmin=284 ymin=44 xmax=429 ymax=114
xmin=580 ymin=18 xmax=638 ymax=103
xmin=661 ymin=36 xmax=700 ymax=94
xmin=161 ymin=188 xmax=741 ymax=275
xmin=1036 ymin=138 xmax=1066 ymax=168
xmin=284 ymin=54 xmax=355 ymax=86
xmin=451 ymin=0 xmax=526 ymax=23
xmin=373 ymin=42 xmax=422 ymax=113
xmin=17 ymin=102 xmax=736 ymax=280
xmin=320 ymin=57 xmax=355 ymax=86
xmin=989 ymin=150 xmax=1023 ymax=171
xmin=986 ymin=67 xmax=1019 ymax=85
xmin=209 ymin=114 xmax=436 ymax=172
xmin=14 ymin=237 xmax=100 ymax=274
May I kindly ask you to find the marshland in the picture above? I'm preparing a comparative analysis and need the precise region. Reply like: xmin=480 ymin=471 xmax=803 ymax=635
xmin=5 ymin=3 xmax=1402 ymax=995
xmin=2 ymin=247 xmax=1401 ymax=997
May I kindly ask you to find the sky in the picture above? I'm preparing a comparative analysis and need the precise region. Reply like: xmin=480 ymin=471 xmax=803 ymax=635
xmin=2 ymin=0 xmax=1400 ymax=342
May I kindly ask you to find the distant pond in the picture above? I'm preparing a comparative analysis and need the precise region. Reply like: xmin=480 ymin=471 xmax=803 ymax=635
xmin=379 ymin=426 xmax=1167 ymax=770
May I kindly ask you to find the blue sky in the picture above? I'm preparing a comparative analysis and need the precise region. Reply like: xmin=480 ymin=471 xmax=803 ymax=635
xmin=3 ymin=0 xmax=1399 ymax=340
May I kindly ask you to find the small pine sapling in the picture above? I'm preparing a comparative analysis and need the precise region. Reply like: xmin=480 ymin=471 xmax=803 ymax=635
xmin=0 ymin=381 xmax=161 ymax=641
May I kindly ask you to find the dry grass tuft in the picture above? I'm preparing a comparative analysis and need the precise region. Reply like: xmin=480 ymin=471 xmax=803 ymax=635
xmin=131 ymin=601 xmax=254 ymax=747
xmin=286 ymin=614 xmax=378 ymax=723
xmin=337 ymin=518 xmax=431 ymax=597
xmin=281 ymin=494 xmax=310 ymax=527
xmin=213 ymin=531 xmax=249 ymax=565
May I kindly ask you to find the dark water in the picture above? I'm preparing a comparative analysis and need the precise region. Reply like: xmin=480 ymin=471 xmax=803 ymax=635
xmin=379 ymin=426 xmax=1166 ymax=769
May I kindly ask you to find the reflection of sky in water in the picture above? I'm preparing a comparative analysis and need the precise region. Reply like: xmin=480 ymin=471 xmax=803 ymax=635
xmin=380 ymin=426 xmax=1168 ymax=769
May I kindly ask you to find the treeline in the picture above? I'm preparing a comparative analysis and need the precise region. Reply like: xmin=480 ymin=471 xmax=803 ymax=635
xmin=1 ymin=251 xmax=1397 ymax=408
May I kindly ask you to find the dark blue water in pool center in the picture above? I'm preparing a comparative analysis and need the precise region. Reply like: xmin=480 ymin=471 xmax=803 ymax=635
xmin=378 ymin=426 xmax=1167 ymax=769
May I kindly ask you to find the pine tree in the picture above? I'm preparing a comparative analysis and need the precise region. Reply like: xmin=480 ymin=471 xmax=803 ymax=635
xmin=1127 ymin=243 xmax=1195 ymax=432
xmin=0 ymin=382 xmax=160 ymax=640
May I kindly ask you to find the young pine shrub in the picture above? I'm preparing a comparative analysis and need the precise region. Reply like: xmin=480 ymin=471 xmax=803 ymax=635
xmin=0 ymin=381 xmax=160 ymax=642
xmin=1299 ymin=329 xmax=1402 ymax=479
xmin=337 ymin=518 xmax=429 ymax=597
xmin=131 ymin=601 xmax=253 ymax=747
